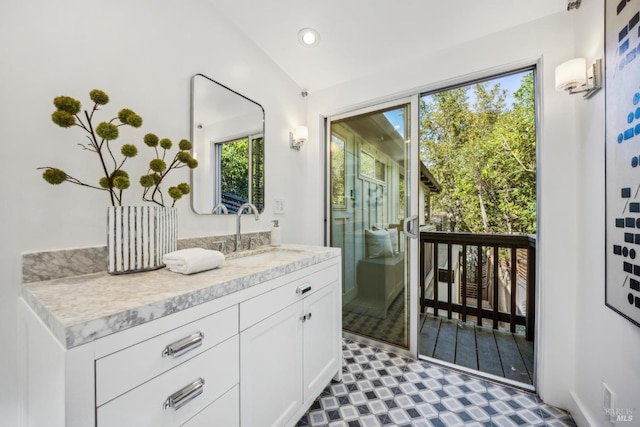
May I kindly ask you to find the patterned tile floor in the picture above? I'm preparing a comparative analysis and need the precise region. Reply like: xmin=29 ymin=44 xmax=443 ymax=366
xmin=296 ymin=339 xmax=576 ymax=427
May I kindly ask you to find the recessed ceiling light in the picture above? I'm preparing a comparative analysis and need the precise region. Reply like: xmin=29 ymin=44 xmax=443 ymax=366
xmin=298 ymin=28 xmax=320 ymax=47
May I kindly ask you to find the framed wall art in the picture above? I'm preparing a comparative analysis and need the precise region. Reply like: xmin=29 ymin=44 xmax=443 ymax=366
xmin=605 ymin=0 xmax=640 ymax=327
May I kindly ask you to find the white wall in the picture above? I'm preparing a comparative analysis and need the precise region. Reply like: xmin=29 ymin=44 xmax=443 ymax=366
xmin=4 ymin=0 xmax=631 ymax=424
xmin=307 ymin=12 xmax=580 ymax=410
xmin=0 ymin=0 xmax=308 ymax=423
xmin=571 ymin=2 xmax=640 ymax=426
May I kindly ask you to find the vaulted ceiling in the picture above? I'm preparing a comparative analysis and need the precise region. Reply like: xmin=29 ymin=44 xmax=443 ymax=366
xmin=211 ymin=0 xmax=567 ymax=92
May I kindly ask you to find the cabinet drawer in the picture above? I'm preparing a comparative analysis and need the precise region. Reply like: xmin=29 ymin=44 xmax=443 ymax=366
xmin=97 ymin=335 xmax=239 ymax=427
xmin=96 ymin=305 xmax=238 ymax=406
xmin=182 ymin=384 xmax=239 ymax=427
xmin=240 ymin=264 xmax=338 ymax=331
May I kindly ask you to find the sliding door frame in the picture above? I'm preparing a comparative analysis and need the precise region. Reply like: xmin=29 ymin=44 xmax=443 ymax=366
xmin=324 ymin=96 xmax=420 ymax=357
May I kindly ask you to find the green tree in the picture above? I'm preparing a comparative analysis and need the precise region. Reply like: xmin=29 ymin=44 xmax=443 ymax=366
xmin=221 ymin=138 xmax=249 ymax=200
xmin=420 ymin=72 xmax=536 ymax=235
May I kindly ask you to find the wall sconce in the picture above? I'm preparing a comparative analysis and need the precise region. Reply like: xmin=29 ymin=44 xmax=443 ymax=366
xmin=555 ymin=58 xmax=603 ymax=99
xmin=290 ymin=126 xmax=308 ymax=150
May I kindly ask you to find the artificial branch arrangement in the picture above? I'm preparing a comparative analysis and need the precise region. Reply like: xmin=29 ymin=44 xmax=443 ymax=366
xmin=139 ymin=133 xmax=198 ymax=207
xmin=40 ymin=89 xmax=197 ymax=207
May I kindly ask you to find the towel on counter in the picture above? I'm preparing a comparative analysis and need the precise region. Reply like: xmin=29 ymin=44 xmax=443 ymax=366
xmin=163 ymin=248 xmax=225 ymax=275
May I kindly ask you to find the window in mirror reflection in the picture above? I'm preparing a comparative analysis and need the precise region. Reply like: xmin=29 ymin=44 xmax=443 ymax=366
xmin=331 ymin=134 xmax=346 ymax=208
xmin=216 ymin=134 xmax=264 ymax=213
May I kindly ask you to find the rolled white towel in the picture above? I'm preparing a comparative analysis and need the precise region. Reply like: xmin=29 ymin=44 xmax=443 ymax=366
xmin=162 ymin=248 xmax=225 ymax=275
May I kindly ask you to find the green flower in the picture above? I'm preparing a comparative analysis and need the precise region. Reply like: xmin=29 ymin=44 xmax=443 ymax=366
xmin=89 ymin=90 xmax=109 ymax=105
xmin=177 ymin=152 xmax=191 ymax=163
xmin=51 ymin=110 xmax=76 ymax=128
xmin=127 ymin=113 xmax=142 ymax=128
xmin=53 ymin=96 xmax=81 ymax=115
xmin=177 ymin=182 xmax=190 ymax=195
xmin=149 ymin=158 xmax=166 ymax=172
xmin=178 ymin=139 xmax=192 ymax=150
xmin=159 ymin=138 xmax=172 ymax=150
xmin=118 ymin=109 xmax=142 ymax=128
xmin=99 ymin=177 xmax=111 ymax=189
xmin=112 ymin=169 xmax=128 ymax=179
xmin=96 ymin=122 xmax=119 ymax=140
xmin=187 ymin=158 xmax=198 ymax=169
xmin=139 ymin=174 xmax=155 ymax=188
xmin=113 ymin=175 xmax=130 ymax=190
xmin=121 ymin=144 xmax=138 ymax=158
xmin=144 ymin=133 xmax=159 ymax=147
xmin=98 ymin=170 xmax=130 ymax=190
xmin=118 ymin=109 xmax=133 ymax=124
xmin=42 ymin=168 xmax=67 ymax=184
xmin=168 ymin=186 xmax=183 ymax=200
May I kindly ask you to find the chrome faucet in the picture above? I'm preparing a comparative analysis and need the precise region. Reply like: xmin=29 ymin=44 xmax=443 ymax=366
xmin=236 ymin=203 xmax=260 ymax=251
xmin=211 ymin=202 xmax=228 ymax=215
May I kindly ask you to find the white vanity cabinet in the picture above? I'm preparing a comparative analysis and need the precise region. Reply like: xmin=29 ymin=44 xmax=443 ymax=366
xmin=95 ymin=308 xmax=240 ymax=427
xmin=19 ymin=247 xmax=341 ymax=427
xmin=19 ymin=295 xmax=242 ymax=427
xmin=239 ymin=262 xmax=341 ymax=427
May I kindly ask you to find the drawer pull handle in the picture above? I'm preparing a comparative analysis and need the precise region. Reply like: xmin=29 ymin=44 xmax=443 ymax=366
xmin=163 ymin=378 xmax=205 ymax=411
xmin=162 ymin=332 xmax=204 ymax=358
xmin=296 ymin=283 xmax=312 ymax=295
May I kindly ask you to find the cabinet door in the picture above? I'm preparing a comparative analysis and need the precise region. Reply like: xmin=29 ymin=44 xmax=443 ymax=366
xmin=302 ymin=282 xmax=340 ymax=401
xmin=240 ymin=302 xmax=303 ymax=427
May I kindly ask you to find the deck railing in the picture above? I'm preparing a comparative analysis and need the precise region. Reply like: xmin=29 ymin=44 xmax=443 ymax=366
xmin=420 ymin=231 xmax=536 ymax=341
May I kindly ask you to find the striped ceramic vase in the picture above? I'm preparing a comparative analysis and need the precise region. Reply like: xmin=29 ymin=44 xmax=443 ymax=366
xmin=107 ymin=206 xmax=177 ymax=274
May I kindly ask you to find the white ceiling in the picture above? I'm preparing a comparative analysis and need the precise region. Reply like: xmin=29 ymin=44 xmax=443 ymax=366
xmin=211 ymin=0 xmax=567 ymax=92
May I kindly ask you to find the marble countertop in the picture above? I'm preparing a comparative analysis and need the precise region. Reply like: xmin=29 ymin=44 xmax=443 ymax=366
xmin=22 ymin=244 xmax=341 ymax=349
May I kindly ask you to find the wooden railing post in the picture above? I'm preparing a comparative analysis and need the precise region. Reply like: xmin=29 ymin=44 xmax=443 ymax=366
xmin=462 ymin=244 xmax=467 ymax=323
xmin=433 ymin=241 xmax=439 ymax=317
xmin=492 ymin=245 xmax=499 ymax=330
xmin=447 ymin=243 xmax=453 ymax=320
xmin=510 ymin=247 xmax=517 ymax=333
xmin=420 ymin=240 xmax=425 ymax=313
xmin=477 ymin=244 xmax=483 ymax=327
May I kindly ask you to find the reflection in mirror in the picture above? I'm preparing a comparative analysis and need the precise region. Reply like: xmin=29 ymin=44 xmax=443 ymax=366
xmin=190 ymin=74 xmax=265 ymax=214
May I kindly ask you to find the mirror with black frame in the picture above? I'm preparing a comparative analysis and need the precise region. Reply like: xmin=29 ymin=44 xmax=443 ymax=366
xmin=190 ymin=74 xmax=265 ymax=214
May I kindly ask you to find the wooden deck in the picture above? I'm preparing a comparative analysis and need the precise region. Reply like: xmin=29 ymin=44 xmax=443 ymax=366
xmin=419 ymin=314 xmax=534 ymax=386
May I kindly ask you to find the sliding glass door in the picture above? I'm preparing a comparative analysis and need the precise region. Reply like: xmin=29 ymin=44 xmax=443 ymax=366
xmin=328 ymin=98 xmax=419 ymax=351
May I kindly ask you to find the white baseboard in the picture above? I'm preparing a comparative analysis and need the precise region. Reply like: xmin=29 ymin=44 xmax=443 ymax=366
xmin=569 ymin=390 xmax=604 ymax=427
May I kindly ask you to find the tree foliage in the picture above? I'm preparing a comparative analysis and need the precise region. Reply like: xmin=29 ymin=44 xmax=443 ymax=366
xmin=420 ymin=72 xmax=536 ymax=234
xmin=221 ymin=137 xmax=250 ymax=200
xmin=220 ymin=136 xmax=265 ymax=210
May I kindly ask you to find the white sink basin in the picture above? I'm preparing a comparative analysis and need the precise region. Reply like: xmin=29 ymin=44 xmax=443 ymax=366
xmin=225 ymin=247 xmax=308 ymax=267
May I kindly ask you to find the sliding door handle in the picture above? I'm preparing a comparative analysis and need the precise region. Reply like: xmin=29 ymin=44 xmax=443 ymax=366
xmin=403 ymin=215 xmax=418 ymax=239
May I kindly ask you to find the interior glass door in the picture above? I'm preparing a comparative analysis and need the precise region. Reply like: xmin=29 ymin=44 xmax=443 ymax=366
xmin=328 ymin=101 xmax=417 ymax=350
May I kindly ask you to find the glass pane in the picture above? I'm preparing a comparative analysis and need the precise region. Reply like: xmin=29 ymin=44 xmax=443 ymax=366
xmin=221 ymin=137 xmax=249 ymax=211
xmin=331 ymin=136 xmax=346 ymax=207
xmin=330 ymin=104 xmax=410 ymax=348
xmin=218 ymin=134 xmax=264 ymax=213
